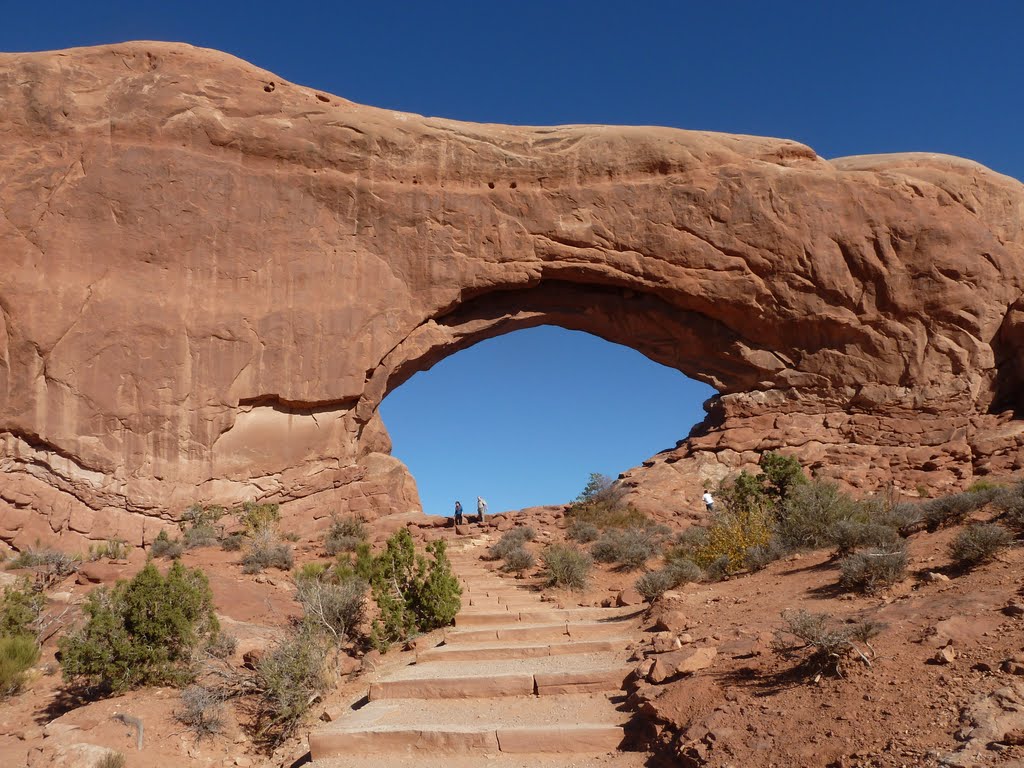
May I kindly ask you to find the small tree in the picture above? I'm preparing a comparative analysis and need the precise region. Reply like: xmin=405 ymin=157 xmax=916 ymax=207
xmin=758 ymin=451 xmax=808 ymax=503
xmin=60 ymin=562 xmax=219 ymax=692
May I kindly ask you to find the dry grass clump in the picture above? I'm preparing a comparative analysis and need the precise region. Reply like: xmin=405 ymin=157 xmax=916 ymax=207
xmin=175 ymin=684 xmax=226 ymax=738
xmin=839 ymin=545 xmax=909 ymax=594
xmin=591 ymin=526 xmax=666 ymax=571
xmin=948 ymin=523 xmax=1013 ymax=569
xmin=773 ymin=609 xmax=884 ymax=677
xmin=241 ymin=528 xmax=294 ymax=574
xmin=540 ymin=544 xmax=591 ymax=591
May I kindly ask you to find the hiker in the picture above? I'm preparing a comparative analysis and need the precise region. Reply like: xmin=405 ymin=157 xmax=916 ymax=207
xmin=454 ymin=500 xmax=464 ymax=525
xmin=477 ymin=496 xmax=488 ymax=523
xmin=702 ymin=490 xmax=714 ymax=512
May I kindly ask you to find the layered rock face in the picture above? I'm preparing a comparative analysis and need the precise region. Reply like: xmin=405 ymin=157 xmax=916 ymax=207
xmin=1 ymin=42 xmax=1023 ymax=546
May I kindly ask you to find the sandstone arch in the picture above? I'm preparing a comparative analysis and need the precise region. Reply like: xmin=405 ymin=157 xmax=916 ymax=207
xmin=1 ymin=42 xmax=1023 ymax=547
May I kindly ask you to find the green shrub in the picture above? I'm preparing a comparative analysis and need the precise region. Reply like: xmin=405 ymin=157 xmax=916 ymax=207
xmin=59 ymin=561 xmax=219 ymax=692
xmin=995 ymin=482 xmax=1024 ymax=533
xmin=251 ymin=628 xmax=329 ymax=747
xmin=489 ymin=527 xmax=536 ymax=560
xmin=324 ymin=516 xmax=367 ymax=556
xmin=758 ymin=451 xmax=808 ymax=502
xmin=295 ymin=562 xmax=329 ymax=582
xmin=238 ymin=502 xmax=281 ymax=535
xmin=296 ymin=576 xmax=367 ymax=644
xmin=665 ymin=527 xmax=710 ymax=563
xmin=182 ymin=504 xmax=227 ymax=528
xmin=205 ymin=632 xmax=237 ymax=659
xmin=369 ymin=531 xmax=461 ymax=650
xmin=874 ymin=502 xmax=923 ymax=534
xmin=775 ymin=480 xmax=861 ymax=551
xmin=839 ymin=546 xmax=909 ymax=594
xmin=773 ymin=609 xmax=883 ymax=677
xmin=693 ymin=506 xmax=772 ymax=575
xmin=565 ymin=473 xmax=649 ymax=529
xmin=241 ymin=529 xmax=294 ymax=574
xmin=828 ymin=520 xmax=901 ymax=557
xmin=175 ymin=684 xmax=225 ymax=738
xmin=967 ymin=479 xmax=1002 ymax=494
xmin=501 ymin=546 xmax=535 ymax=574
xmin=590 ymin=526 xmax=663 ymax=570
xmin=663 ymin=557 xmax=703 ymax=586
xmin=151 ymin=530 xmax=184 ymax=560
xmin=948 ymin=523 xmax=1013 ymax=569
xmin=183 ymin=524 xmax=218 ymax=550
xmin=635 ymin=570 xmax=674 ymax=602
xmin=540 ymin=544 xmax=591 ymax=591
xmin=567 ymin=520 xmax=600 ymax=543
xmin=88 ymin=540 xmax=127 ymax=561
xmin=0 ymin=634 xmax=39 ymax=697
xmin=1 ymin=579 xmax=44 ymax=637
xmin=743 ymin=538 xmax=787 ymax=572
xmin=922 ymin=491 xmax=993 ymax=532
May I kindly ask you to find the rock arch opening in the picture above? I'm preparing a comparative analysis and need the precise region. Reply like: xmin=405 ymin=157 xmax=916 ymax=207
xmin=379 ymin=324 xmax=714 ymax=516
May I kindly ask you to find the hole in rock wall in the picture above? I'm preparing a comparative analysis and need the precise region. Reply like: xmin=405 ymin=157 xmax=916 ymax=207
xmin=378 ymin=326 xmax=714 ymax=517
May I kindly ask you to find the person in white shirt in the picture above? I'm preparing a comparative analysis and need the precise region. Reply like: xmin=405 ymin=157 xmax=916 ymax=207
xmin=702 ymin=491 xmax=714 ymax=512
xmin=477 ymin=496 xmax=488 ymax=523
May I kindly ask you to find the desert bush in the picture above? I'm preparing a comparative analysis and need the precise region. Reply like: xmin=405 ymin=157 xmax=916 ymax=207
xmin=250 ymin=627 xmax=329 ymax=747
xmin=967 ymin=479 xmax=1002 ymax=494
xmin=175 ymin=684 xmax=225 ymax=738
xmin=297 ymin=576 xmax=367 ymax=644
xmin=369 ymin=531 xmax=461 ymax=650
xmin=566 ymin=473 xmax=649 ymax=529
xmin=773 ymin=609 xmax=883 ymax=677
xmin=828 ymin=520 xmax=901 ymax=557
xmin=501 ymin=546 xmax=535 ymax=575
xmin=839 ymin=545 xmax=909 ymax=594
xmin=1 ymin=579 xmax=45 ymax=637
xmin=921 ymin=492 xmax=992 ymax=532
xmin=323 ymin=516 xmax=367 ymax=556
xmin=665 ymin=526 xmax=710 ymax=563
xmin=8 ymin=548 xmax=80 ymax=586
xmin=540 ymin=544 xmax=591 ymax=591
xmin=635 ymin=569 xmax=674 ymax=602
xmin=775 ymin=480 xmax=862 ymax=551
xmin=590 ymin=526 xmax=664 ymax=570
xmin=88 ymin=540 xmax=127 ymax=561
xmin=874 ymin=502 xmax=923 ymax=533
xmin=663 ymin=557 xmax=703 ymax=586
xmin=743 ymin=538 xmax=787 ymax=572
xmin=567 ymin=519 xmax=600 ymax=543
xmin=994 ymin=481 xmax=1024 ymax=533
xmin=948 ymin=523 xmax=1013 ymax=569
xmin=182 ymin=504 xmax=227 ymax=528
xmin=182 ymin=524 xmax=218 ymax=551
xmin=238 ymin=502 xmax=281 ymax=535
xmin=295 ymin=562 xmax=329 ymax=582
xmin=0 ymin=634 xmax=39 ymax=697
xmin=241 ymin=528 xmax=294 ymax=574
xmin=489 ymin=527 xmax=536 ymax=560
xmin=220 ymin=532 xmax=245 ymax=551
xmin=205 ymin=632 xmax=237 ymax=659
xmin=151 ymin=530 xmax=184 ymax=560
xmin=59 ymin=561 xmax=219 ymax=692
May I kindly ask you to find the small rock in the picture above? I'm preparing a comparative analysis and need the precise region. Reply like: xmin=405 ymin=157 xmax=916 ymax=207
xmin=651 ymin=634 xmax=682 ymax=654
xmin=242 ymin=649 xmax=263 ymax=670
xmin=234 ymin=757 xmax=253 ymax=767
xmin=49 ymin=591 xmax=73 ymax=603
xmin=652 ymin=610 xmax=691 ymax=634
xmin=933 ymin=646 xmax=957 ymax=665
xmin=616 ymin=588 xmax=644 ymax=607
xmin=338 ymin=655 xmax=360 ymax=675
xmin=678 ymin=633 xmax=694 ymax=644
xmin=361 ymin=649 xmax=382 ymax=672
xmin=925 ymin=572 xmax=950 ymax=583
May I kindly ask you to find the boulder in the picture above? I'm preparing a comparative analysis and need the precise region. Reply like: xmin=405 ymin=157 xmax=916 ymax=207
xmin=616 ymin=588 xmax=644 ymax=607
xmin=648 ymin=646 xmax=718 ymax=683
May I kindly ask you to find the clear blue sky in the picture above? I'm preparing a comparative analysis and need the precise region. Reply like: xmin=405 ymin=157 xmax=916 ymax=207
xmin=4 ymin=2 xmax=1022 ymax=515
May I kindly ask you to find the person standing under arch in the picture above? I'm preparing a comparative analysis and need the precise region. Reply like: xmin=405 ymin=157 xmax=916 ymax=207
xmin=454 ymin=500 xmax=464 ymax=525
xmin=477 ymin=496 xmax=488 ymax=524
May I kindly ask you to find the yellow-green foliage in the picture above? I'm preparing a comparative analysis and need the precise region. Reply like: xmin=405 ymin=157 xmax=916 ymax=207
xmin=0 ymin=634 xmax=40 ymax=697
xmin=693 ymin=506 xmax=772 ymax=574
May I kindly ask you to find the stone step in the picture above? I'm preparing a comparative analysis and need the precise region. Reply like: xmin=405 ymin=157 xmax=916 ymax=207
xmin=312 ymin=750 xmax=648 ymax=768
xmin=368 ymin=669 xmax=630 ymax=700
xmin=454 ymin=606 xmax=641 ymax=626
xmin=445 ymin=622 xmax=631 ymax=644
xmin=311 ymin=724 xmax=625 ymax=759
xmin=417 ymin=638 xmax=623 ymax=663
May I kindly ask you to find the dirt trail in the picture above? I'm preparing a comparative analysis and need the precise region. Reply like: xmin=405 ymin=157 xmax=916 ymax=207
xmin=307 ymin=531 xmax=650 ymax=767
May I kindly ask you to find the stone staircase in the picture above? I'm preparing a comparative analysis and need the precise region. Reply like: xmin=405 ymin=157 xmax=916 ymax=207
xmin=307 ymin=532 xmax=648 ymax=767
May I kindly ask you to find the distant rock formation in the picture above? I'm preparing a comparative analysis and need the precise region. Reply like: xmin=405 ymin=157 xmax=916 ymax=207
xmin=1 ymin=42 xmax=1022 ymax=546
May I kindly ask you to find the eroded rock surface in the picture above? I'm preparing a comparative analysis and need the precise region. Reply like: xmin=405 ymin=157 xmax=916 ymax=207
xmin=2 ymin=42 xmax=1023 ymax=545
